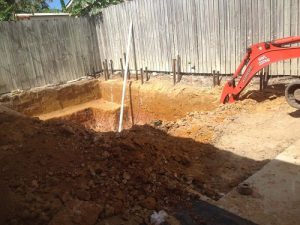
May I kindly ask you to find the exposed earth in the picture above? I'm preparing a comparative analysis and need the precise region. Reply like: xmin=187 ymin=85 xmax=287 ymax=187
xmin=0 ymin=76 xmax=299 ymax=225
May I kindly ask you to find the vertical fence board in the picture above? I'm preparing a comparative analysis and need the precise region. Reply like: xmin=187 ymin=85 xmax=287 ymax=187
xmin=1 ymin=0 xmax=300 ymax=94
xmin=284 ymin=0 xmax=291 ymax=75
xmin=298 ymin=0 xmax=300 ymax=76
xmin=290 ymin=0 xmax=298 ymax=75
xmin=0 ymin=17 xmax=101 ymax=94
xmin=94 ymin=0 xmax=300 ymax=76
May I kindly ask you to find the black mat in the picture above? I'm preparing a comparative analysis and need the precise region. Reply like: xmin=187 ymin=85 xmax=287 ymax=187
xmin=175 ymin=200 xmax=257 ymax=225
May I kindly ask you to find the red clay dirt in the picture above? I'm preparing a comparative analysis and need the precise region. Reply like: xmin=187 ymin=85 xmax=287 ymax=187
xmin=0 ymin=76 xmax=294 ymax=225
xmin=0 ymin=77 xmax=219 ymax=130
xmin=99 ymin=78 xmax=218 ymax=123
xmin=38 ymin=99 xmax=129 ymax=132
xmin=0 ymin=103 xmax=265 ymax=225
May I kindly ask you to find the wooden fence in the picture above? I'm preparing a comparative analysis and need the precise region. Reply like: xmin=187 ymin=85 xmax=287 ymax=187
xmin=1 ymin=0 xmax=300 ymax=94
xmin=96 ymin=0 xmax=300 ymax=75
xmin=0 ymin=17 xmax=101 ymax=94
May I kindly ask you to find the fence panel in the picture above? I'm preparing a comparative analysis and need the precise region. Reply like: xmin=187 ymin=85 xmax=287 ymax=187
xmin=1 ymin=0 xmax=300 ymax=94
xmin=0 ymin=17 xmax=101 ymax=94
xmin=95 ymin=0 xmax=300 ymax=75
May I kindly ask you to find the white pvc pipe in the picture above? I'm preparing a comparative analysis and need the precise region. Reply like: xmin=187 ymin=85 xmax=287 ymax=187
xmin=118 ymin=21 xmax=133 ymax=133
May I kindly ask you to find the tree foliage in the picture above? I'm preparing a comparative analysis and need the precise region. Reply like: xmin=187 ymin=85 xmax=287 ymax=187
xmin=0 ymin=0 xmax=124 ymax=21
xmin=0 ymin=0 xmax=13 ymax=20
xmin=0 ymin=0 xmax=50 ymax=21
xmin=60 ymin=0 xmax=66 ymax=11
xmin=68 ymin=0 xmax=123 ymax=16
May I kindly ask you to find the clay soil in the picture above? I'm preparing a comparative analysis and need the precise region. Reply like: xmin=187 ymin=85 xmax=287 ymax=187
xmin=0 ymin=105 xmax=242 ymax=225
xmin=0 ymin=77 xmax=299 ymax=225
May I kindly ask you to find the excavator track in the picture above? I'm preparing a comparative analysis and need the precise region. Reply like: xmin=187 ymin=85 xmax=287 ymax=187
xmin=285 ymin=81 xmax=300 ymax=109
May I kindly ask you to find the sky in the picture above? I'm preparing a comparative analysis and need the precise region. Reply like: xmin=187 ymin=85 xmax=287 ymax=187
xmin=47 ymin=0 xmax=68 ymax=10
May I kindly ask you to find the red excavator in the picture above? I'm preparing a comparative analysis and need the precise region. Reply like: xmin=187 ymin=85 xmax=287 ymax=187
xmin=220 ymin=36 xmax=300 ymax=109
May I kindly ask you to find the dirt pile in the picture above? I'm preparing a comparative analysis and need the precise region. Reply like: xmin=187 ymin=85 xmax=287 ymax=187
xmin=0 ymin=104 xmax=267 ymax=225
xmin=0 ymin=84 xmax=281 ymax=225
xmin=0 ymin=107 xmax=205 ymax=225
xmin=152 ymin=98 xmax=260 ymax=144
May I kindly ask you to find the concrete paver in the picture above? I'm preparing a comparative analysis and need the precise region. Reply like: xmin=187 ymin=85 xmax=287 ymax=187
xmin=217 ymin=139 xmax=300 ymax=225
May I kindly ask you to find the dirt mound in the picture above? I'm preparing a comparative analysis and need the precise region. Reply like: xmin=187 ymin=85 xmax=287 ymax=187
xmin=152 ymin=98 xmax=259 ymax=144
xmin=0 ymin=104 xmax=268 ymax=225
xmin=0 ymin=107 xmax=201 ymax=225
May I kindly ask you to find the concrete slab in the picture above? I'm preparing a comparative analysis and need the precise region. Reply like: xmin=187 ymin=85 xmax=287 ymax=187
xmin=217 ymin=139 xmax=300 ymax=225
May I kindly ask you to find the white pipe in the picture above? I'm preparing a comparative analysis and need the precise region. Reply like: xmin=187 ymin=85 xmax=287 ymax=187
xmin=118 ymin=21 xmax=133 ymax=133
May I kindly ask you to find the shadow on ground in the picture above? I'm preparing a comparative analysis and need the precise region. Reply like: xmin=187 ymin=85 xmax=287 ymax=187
xmin=0 ymin=108 xmax=268 ymax=225
xmin=241 ymin=84 xmax=285 ymax=102
xmin=217 ymin=148 xmax=300 ymax=225
xmin=289 ymin=109 xmax=300 ymax=118
xmin=175 ymin=199 xmax=257 ymax=225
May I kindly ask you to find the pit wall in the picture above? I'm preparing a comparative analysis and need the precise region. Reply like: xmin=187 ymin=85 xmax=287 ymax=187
xmin=52 ymin=104 xmax=130 ymax=132
xmin=0 ymin=79 xmax=101 ymax=116
xmin=100 ymin=79 xmax=218 ymax=124
xmin=0 ymin=77 xmax=219 ymax=130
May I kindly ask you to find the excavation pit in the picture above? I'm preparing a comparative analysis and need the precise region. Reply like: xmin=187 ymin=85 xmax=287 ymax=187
xmin=0 ymin=77 xmax=219 ymax=132
xmin=38 ymin=99 xmax=126 ymax=132
xmin=0 ymin=77 xmax=268 ymax=199
xmin=2 ymin=76 xmax=290 ymax=225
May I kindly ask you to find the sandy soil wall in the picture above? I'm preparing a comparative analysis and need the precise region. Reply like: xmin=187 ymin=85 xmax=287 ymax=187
xmin=0 ymin=77 xmax=219 ymax=128
xmin=51 ymin=105 xmax=131 ymax=132
xmin=100 ymin=79 xmax=218 ymax=124
xmin=0 ymin=79 xmax=101 ymax=116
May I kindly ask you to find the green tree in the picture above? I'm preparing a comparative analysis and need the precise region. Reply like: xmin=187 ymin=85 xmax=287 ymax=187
xmin=0 ymin=0 xmax=50 ymax=21
xmin=68 ymin=0 xmax=123 ymax=16
xmin=0 ymin=0 xmax=14 ymax=20
xmin=60 ymin=0 xmax=66 ymax=11
xmin=18 ymin=0 xmax=49 ymax=12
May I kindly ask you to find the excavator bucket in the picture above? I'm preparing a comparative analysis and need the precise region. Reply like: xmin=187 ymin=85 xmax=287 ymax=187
xmin=220 ymin=81 xmax=236 ymax=104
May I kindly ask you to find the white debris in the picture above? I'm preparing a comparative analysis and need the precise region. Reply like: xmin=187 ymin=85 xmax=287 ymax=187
xmin=150 ymin=210 xmax=168 ymax=225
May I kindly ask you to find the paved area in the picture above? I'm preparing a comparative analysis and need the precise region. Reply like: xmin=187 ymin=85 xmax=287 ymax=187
xmin=217 ymin=139 xmax=300 ymax=225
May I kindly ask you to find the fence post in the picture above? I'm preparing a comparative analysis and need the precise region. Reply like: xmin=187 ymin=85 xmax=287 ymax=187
xmin=263 ymin=66 xmax=270 ymax=89
xmin=120 ymin=58 xmax=124 ymax=78
xmin=172 ymin=59 xmax=177 ymax=85
xmin=217 ymin=71 xmax=221 ymax=86
xmin=110 ymin=59 xmax=114 ymax=75
xmin=259 ymin=70 xmax=264 ymax=91
xmin=140 ymin=68 xmax=144 ymax=84
xmin=212 ymin=70 xmax=216 ymax=87
xmin=177 ymin=55 xmax=181 ymax=83
xmin=145 ymin=67 xmax=149 ymax=81
xmin=103 ymin=61 xmax=108 ymax=80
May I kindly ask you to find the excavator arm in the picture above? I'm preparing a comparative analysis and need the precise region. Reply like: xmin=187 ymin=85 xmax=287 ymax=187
xmin=220 ymin=36 xmax=300 ymax=108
